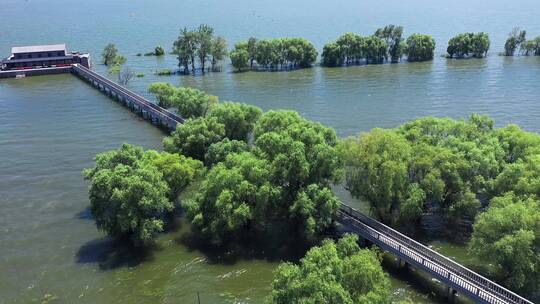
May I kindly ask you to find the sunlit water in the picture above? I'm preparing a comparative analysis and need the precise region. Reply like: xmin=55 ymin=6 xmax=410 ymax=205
xmin=1 ymin=0 xmax=540 ymax=303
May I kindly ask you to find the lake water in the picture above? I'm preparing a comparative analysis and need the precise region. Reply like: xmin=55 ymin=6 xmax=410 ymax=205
xmin=1 ymin=0 xmax=540 ymax=303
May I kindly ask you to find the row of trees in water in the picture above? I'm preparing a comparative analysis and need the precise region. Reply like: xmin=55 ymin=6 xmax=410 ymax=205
xmin=230 ymin=37 xmax=318 ymax=71
xmin=84 ymin=83 xmax=540 ymax=299
xmin=101 ymin=25 xmax=540 ymax=80
xmin=504 ymin=27 xmax=540 ymax=56
xmin=321 ymin=26 xmax=436 ymax=66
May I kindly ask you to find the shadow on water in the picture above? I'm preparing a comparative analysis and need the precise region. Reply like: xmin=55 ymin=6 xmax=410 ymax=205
xmin=176 ymin=226 xmax=314 ymax=266
xmin=75 ymin=206 xmax=93 ymax=220
xmin=75 ymin=236 xmax=159 ymax=270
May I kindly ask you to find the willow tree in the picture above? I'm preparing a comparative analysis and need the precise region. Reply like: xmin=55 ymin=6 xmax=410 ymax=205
xmin=504 ymin=28 xmax=527 ymax=56
xmin=405 ymin=34 xmax=436 ymax=62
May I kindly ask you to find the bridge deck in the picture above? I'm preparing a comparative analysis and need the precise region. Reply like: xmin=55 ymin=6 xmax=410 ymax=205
xmin=71 ymin=64 xmax=184 ymax=132
xmin=337 ymin=204 xmax=533 ymax=304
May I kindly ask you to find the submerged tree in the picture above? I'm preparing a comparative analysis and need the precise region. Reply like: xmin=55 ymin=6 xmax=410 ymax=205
xmin=210 ymin=36 xmax=228 ymax=71
xmin=470 ymin=193 xmax=540 ymax=293
xmin=375 ymin=24 xmax=405 ymax=63
xmin=504 ymin=28 xmax=527 ymax=56
xmin=180 ymin=109 xmax=342 ymax=245
xmin=230 ymin=37 xmax=317 ymax=71
xmin=102 ymin=43 xmax=118 ymax=66
xmin=268 ymin=234 xmax=391 ymax=304
xmin=447 ymin=32 xmax=490 ymax=58
xmin=83 ymin=144 xmax=201 ymax=244
xmin=405 ymin=34 xmax=436 ymax=62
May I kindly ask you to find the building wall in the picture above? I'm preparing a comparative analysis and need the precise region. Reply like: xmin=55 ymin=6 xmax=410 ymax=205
xmin=13 ymin=50 xmax=66 ymax=59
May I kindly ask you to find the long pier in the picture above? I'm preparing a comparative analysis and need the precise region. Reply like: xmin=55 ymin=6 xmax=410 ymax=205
xmin=337 ymin=203 xmax=534 ymax=304
xmin=71 ymin=64 xmax=184 ymax=132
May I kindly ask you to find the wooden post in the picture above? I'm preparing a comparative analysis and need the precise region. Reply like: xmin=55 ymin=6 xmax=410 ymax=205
xmin=197 ymin=291 xmax=201 ymax=304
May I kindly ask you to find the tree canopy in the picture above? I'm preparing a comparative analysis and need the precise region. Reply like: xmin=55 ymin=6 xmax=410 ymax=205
xmin=405 ymin=34 xmax=436 ymax=62
xmin=181 ymin=110 xmax=343 ymax=245
xmin=447 ymin=32 xmax=490 ymax=58
xmin=208 ymin=102 xmax=262 ymax=141
xmin=470 ymin=193 xmax=540 ymax=293
xmin=268 ymin=234 xmax=391 ymax=304
xmin=164 ymin=116 xmax=226 ymax=162
xmin=148 ymin=83 xmax=218 ymax=118
xmin=83 ymin=144 xmax=202 ymax=244
xmin=102 ymin=43 xmax=118 ymax=66
xmin=173 ymin=24 xmax=227 ymax=74
xmin=504 ymin=28 xmax=527 ymax=56
xmin=230 ymin=37 xmax=317 ymax=71
xmin=321 ymin=29 xmax=435 ymax=66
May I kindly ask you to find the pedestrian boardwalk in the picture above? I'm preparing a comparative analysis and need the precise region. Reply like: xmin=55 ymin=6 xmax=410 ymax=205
xmin=337 ymin=204 xmax=533 ymax=304
xmin=71 ymin=64 xmax=184 ymax=132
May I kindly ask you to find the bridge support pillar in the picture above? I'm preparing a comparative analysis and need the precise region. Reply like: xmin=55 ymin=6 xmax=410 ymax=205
xmin=396 ymin=258 xmax=408 ymax=270
xmin=446 ymin=287 xmax=457 ymax=303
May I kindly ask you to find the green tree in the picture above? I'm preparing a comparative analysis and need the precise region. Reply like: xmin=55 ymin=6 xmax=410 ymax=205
xmin=204 ymin=138 xmax=249 ymax=166
xmin=102 ymin=43 xmax=118 ymax=66
xmin=173 ymin=27 xmax=198 ymax=74
xmin=447 ymin=32 xmax=490 ymax=58
xmin=208 ymin=102 xmax=262 ymax=141
xmin=470 ymin=193 xmax=540 ymax=292
xmin=339 ymin=129 xmax=412 ymax=224
xmin=197 ymin=24 xmax=214 ymax=73
xmin=164 ymin=117 xmax=226 ymax=162
xmin=504 ymin=28 xmax=527 ymax=56
xmin=183 ymin=152 xmax=277 ymax=244
xmin=173 ymin=87 xmax=218 ymax=119
xmin=210 ymin=36 xmax=228 ymax=72
xmin=182 ymin=110 xmax=342 ymax=245
xmin=321 ymin=42 xmax=343 ymax=67
xmin=405 ymin=34 xmax=436 ymax=62
xmin=143 ymin=151 xmax=203 ymax=201
xmin=268 ymin=234 xmax=391 ymax=304
xmin=375 ymin=25 xmax=404 ymax=63
xmin=363 ymin=36 xmax=388 ymax=64
xmin=83 ymin=144 xmax=173 ymax=244
xmin=148 ymin=82 xmax=176 ymax=108
xmin=230 ymin=48 xmax=250 ymax=72
xmin=247 ymin=37 xmax=258 ymax=68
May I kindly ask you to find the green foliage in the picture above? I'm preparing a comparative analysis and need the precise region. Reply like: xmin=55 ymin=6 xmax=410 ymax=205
xmin=148 ymin=83 xmax=218 ymax=118
xmin=504 ymin=28 xmax=527 ymax=56
xmin=208 ymin=102 xmax=262 ymax=141
xmin=230 ymin=48 xmax=250 ymax=72
xmin=321 ymin=42 xmax=343 ymax=67
xmin=173 ymin=24 xmax=227 ymax=74
xmin=363 ymin=36 xmax=388 ymax=64
xmin=470 ymin=193 xmax=540 ymax=292
xmin=447 ymin=32 xmax=490 ymax=58
xmin=405 ymin=34 xmax=436 ymax=62
xmin=522 ymin=36 xmax=540 ymax=56
xmin=148 ymin=82 xmax=176 ymax=107
xmin=154 ymin=46 xmax=165 ymax=56
xmin=183 ymin=152 xmax=276 ymax=244
xmin=210 ymin=36 xmax=228 ymax=71
xmin=339 ymin=115 xmax=526 ymax=230
xmin=375 ymin=25 xmax=404 ymax=63
xmin=173 ymin=87 xmax=218 ymax=119
xmin=204 ymin=138 xmax=249 ymax=166
xmin=83 ymin=144 xmax=201 ymax=244
xmin=143 ymin=150 xmax=203 ymax=201
xmin=102 ymin=43 xmax=118 ymax=66
xmin=164 ymin=116 xmax=226 ymax=162
xmin=231 ymin=37 xmax=317 ymax=71
xmin=182 ymin=110 xmax=342 ymax=245
xmin=267 ymin=234 xmax=391 ymax=304
xmin=322 ymin=29 xmax=433 ymax=66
